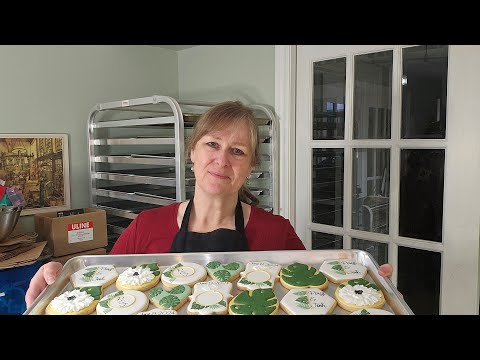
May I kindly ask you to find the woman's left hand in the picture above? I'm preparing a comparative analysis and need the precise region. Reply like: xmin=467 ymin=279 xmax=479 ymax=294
xmin=378 ymin=264 xmax=393 ymax=278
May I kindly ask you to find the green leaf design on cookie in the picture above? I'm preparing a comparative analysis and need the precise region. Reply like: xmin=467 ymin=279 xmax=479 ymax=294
xmin=141 ymin=263 xmax=161 ymax=276
xmin=76 ymin=286 xmax=102 ymax=300
xmin=346 ymin=278 xmax=379 ymax=290
xmin=281 ymin=263 xmax=327 ymax=287
xmin=230 ymin=289 xmax=278 ymax=315
xmin=206 ymin=261 xmax=244 ymax=281
xmin=148 ymin=284 xmax=191 ymax=310
xmin=159 ymin=295 xmax=181 ymax=309
xmin=206 ymin=261 xmax=221 ymax=269
xmin=191 ymin=302 xmax=206 ymax=310
xmin=163 ymin=263 xmax=183 ymax=279
xmin=224 ymin=263 xmax=240 ymax=271
xmin=360 ymin=309 xmax=371 ymax=315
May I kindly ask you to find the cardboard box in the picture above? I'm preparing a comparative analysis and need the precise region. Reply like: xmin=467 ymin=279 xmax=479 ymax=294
xmin=50 ymin=247 xmax=107 ymax=265
xmin=35 ymin=208 xmax=107 ymax=257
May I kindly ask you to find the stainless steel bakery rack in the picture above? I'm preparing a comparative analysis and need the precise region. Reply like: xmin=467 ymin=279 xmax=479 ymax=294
xmin=87 ymin=96 xmax=279 ymax=251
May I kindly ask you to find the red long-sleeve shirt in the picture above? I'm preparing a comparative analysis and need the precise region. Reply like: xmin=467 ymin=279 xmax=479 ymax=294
xmin=110 ymin=203 xmax=305 ymax=254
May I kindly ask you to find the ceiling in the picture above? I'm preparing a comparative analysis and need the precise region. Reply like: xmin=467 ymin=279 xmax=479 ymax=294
xmin=150 ymin=45 xmax=198 ymax=51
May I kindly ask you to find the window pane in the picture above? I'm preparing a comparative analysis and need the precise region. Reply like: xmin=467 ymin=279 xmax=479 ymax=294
xmin=401 ymin=45 xmax=448 ymax=139
xmin=312 ymin=149 xmax=344 ymax=226
xmin=398 ymin=246 xmax=441 ymax=315
xmin=312 ymin=58 xmax=346 ymax=140
xmin=399 ymin=149 xmax=444 ymax=242
xmin=352 ymin=238 xmax=388 ymax=266
xmin=312 ymin=232 xmax=343 ymax=250
xmin=354 ymin=50 xmax=393 ymax=139
xmin=352 ymin=148 xmax=390 ymax=234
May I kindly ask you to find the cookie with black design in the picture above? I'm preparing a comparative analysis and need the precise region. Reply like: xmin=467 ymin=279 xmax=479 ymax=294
xmin=148 ymin=284 xmax=191 ymax=311
xmin=187 ymin=281 xmax=233 ymax=315
xmin=205 ymin=261 xmax=245 ymax=282
xmin=46 ymin=286 xmax=103 ymax=315
xmin=70 ymin=265 xmax=118 ymax=289
xmin=335 ymin=278 xmax=386 ymax=312
xmin=116 ymin=263 xmax=161 ymax=292
xmin=161 ymin=262 xmax=207 ymax=288
xmin=228 ymin=288 xmax=279 ymax=315
xmin=319 ymin=259 xmax=367 ymax=284
xmin=280 ymin=262 xmax=328 ymax=290
xmin=280 ymin=288 xmax=336 ymax=315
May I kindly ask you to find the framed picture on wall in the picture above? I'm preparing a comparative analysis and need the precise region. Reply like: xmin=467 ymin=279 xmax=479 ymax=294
xmin=0 ymin=134 xmax=70 ymax=215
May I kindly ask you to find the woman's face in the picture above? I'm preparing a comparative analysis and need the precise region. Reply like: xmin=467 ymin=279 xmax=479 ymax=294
xmin=190 ymin=121 xmax=253 ymax=198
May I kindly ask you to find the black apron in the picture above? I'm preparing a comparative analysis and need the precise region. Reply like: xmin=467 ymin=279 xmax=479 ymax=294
xmin=170 ymin=198 xmax=249 ymax=253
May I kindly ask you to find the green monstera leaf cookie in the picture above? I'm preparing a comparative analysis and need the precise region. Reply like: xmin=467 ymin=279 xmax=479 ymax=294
xmin=228 ymin=288 xmax=279 ymax=315
xmin=148 ymin=284 xmax=192 ymax=311
xmin=280 ymin=262 xmax=328 ymax=290
xmin=206 ymin=261 xmax=245 ymax=282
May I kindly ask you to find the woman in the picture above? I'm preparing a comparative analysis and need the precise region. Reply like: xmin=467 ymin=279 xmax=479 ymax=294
xmin=25 ymin=101 xmax=393 ymax=307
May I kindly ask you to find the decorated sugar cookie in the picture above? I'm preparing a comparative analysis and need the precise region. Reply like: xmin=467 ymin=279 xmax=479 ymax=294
xmin=96 ymin=289 xmax=149 ymax=315
xmin=161 ymin=262 xmax=207 ymax=288
xmin=351 ymin=308 xmax=393 ymax=315
xmin=237 ymin=261 xmax=281 ymax=291
xmin=205 ymin=261 xmax=245 ymax=282
xmin=335 ymin=278 xmax=386 ymax=312
xmin=228 ymin=288 xmax=279 ymax=315
xmin=137 ymin=309 xmax=178 ymax=315
xmin=319 ymin=260 xmax=367 ymax=284
xmin=280 ymin=288 xmax=336 ymax=315
xmin=187 ymin=281 xmax=233 ymax=315
xmin=280 ymin=262 xmax=328 ymax=290
xmin=70 ymin=265 xmax=118 ymax=289
xmin=116 ymin=263 xmax=161 ymax=292
xmin=148 ymin=284 xmax=191 ymax=310
xmin=46 ymin=286 xmax=103 ymax=315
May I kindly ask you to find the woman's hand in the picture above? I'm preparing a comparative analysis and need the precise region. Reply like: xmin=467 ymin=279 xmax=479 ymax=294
xmin=25 ymin=261 xmax=63 ymax=308
xmin=378 ymin=263 xmax=393 ymax=278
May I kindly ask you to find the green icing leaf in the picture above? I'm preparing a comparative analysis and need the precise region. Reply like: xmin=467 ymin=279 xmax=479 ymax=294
xmin=328 ymin=261 xmax=340 ymax=265
xmin=219 ymin=300 xmax=227 ymax=307
xmin=346 ymin=279 xmax=380 ymax=290
xmin=295 ymin=296 xmax=309 ymax=304
xmin=191 ymin=302 xmax=206 ymax=310
xmin=149 ymin=287 xmax=164 ymax=298
xmin=213 ymin=269 xmax=231 ymax=281
xmin=263 ymin=281 xmax=273 ymax=287
xmin=298 ymin=303 xmax=311 ymax=310
xmin=360 ymin=309 xmax=371 ymax=315
xmin=280 ymin=263 xmax=327 ymax=287
xmin=224 ymin=262 xmax=241 ymax=271
xmin=159 ymin=295 xmax=181 ymax=309
xmin=239 ymin=278 xmax=253 ymax=285
xmin=206 ymin=261 xmax=221 ymax=269
xmin=77 ymin=286 xmax=102 ymax=300
xmin=293 ymin=291 xmax=307 ymax=296
xmin=230 ymin=289 xmax=278 ymax=315
xmin=168 ymin=285 xmax=187 ymax=295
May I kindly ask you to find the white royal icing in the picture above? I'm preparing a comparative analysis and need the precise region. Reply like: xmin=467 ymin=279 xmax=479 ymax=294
xmin=161 ymin=262 xmax=206 ymax=286
xmin=96 ymin=289 xmax=148 ymax=315
xmin=137 ymin=309 xmax=178 ymax=315
xmin=117 ymin=266 xmax=155 ymax=286
xmin=50 ymin=289 xmax=94 ymax=314
xmin=70 ymin=265 xmax=118 ymax=288
xmin=350 ymin=308 xmax=393 ymax=315
xmin=319 ymin=260 xmax=367 ymax=283
xmin=237 ymin=261 xmax=281 ymax=291
xmin=187 ymin=281 xmax=233 ymax=315
xmin=338 ymin=284 xmax=382 ymax=306
xmin=280 ymin=288 xmax=336 ymax=315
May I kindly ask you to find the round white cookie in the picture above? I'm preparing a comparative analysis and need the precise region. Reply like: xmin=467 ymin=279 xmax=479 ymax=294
xmin=116 ymin=263 xmax=161 ymax=291
xmin=350 ymin=308 xmax=393 ymax=315
xmin=280 ymin=288 xmax=337 ymax=315
xmin=70 ymin=265 xmax=118 ymax=288
xmin=46 ymin=286 xmax=103 ymax=315
xmin=96 ymin=289 xmax=149 ymax=315
xmin=335 ymin=278 xmax=386 ymax=312
xmin=319 ymin=259 xmax=367 ymax=284
xmin=161 ymin=262 xmax=207 ymax=288
xmin=237 ymin=261 xmax=281 ymax=291
xmin=137 ymin=309 xmax=178 ymax=315
xmin=187 ymin=281 xmax=233 ymax=315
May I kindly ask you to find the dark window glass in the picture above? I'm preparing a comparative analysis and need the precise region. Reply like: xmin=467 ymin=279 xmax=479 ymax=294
xmin=354 ymin=50 xmax=393 ymax=139
xmin=398 ymin=246 xmax=441 ymax=315
xmin=312 ymin=232 xmax=343 ymax=250
xmin=352 ymin=238 xmax=388 ymax=266
xmin=401 ymin=45 xmax=448 ymax=139
xmin=312 ymin=148 xmax=344 ymax=226
xmin=312 ymin=58 xmax=346 ymax=140
xmin=399 ymin=149 xmax=444 ymax=242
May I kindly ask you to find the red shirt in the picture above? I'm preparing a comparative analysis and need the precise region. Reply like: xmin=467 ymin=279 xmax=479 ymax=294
xmin=110 ymin=203 xmax=305 ymax=254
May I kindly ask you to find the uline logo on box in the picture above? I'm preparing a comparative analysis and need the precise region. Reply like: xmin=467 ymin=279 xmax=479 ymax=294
xmin=68 ymin=221 xmax=94 ymax=244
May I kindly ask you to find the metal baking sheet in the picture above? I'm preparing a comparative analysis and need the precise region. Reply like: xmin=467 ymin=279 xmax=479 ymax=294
xmin=24 ymin=250 xmax=413 ymax=315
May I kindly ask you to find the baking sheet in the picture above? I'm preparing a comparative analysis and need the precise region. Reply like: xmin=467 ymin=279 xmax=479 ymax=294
xmin=24 ymin=249 xmax=413 ymax=315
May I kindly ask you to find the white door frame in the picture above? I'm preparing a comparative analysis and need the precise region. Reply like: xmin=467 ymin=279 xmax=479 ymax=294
xmin=275 ymin=45 xmax=480 ymax=314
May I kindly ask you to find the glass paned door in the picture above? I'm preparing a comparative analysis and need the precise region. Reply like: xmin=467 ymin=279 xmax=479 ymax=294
xmin=295 ymin=45 xmax=480 ymax=314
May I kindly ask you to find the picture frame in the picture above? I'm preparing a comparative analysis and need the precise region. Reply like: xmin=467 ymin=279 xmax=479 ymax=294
xmin=0 ymin=134 xmax=70 ymax=216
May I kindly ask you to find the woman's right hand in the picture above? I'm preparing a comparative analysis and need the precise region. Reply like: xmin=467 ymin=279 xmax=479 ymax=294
xmin=25 ymin=261 xmax=63 ymax=308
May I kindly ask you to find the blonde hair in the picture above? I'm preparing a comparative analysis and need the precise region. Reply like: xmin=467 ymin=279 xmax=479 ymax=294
xmin=186 ymin=101 xmax=260 ymax=205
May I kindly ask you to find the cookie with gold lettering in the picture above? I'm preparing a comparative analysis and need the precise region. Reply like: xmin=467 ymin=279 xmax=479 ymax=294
xmin=237 ymin=261 xmax=281 ymax=291
xmin=161 ymin=262 xmax=207 ymax=288
xmin=46 ymin=286 xmax=103 ymax=315
xmin=280 ymin=262 xmax=328 ymax=290
xmin=96 ymin=289 xmax=149 ymax=315
xmin=319 ymin=260 xmax=367 ymax=284
xmin=280 ymin=288 xmax=336 ymax=315
xmin=148 ymin=284 xmax=191 ymax=311
xmin=187 ymin=281 xmax=233 ymax=315
xmin=70 ymin=265 xmax=118 ymax=289
xmin=116 ymin=263 xmax=161 ymax=292
xmin=335 ymin=278 xmax=386 ymax=312
xmin=205 ymin=261 xmax=245 ymax=282
xmin=228 ymin=288 xmax=279 ymax=315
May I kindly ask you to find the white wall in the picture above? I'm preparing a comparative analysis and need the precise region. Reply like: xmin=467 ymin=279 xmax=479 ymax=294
xmin=177 ymin=45 xmax=275 ymax=106
xmin=0 ymin=45 xmax=178 ymax=231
